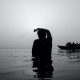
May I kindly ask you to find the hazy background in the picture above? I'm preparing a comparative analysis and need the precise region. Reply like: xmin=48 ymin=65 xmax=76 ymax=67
xmin=0 ymin=0 xmax=80 ymax=49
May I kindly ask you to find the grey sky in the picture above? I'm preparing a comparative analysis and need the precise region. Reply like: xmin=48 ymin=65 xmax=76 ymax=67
xmin=0 ymin=0 xmax=80 ymax=48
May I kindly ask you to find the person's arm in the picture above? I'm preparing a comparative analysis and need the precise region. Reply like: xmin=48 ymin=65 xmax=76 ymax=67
xmin=34 ymin=28 xmax=52 ymax=41
xmin=45 ymin=29 xmax=52 ymax=41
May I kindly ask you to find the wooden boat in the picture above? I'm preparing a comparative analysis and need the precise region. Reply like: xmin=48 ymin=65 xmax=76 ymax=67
xmin=58 ymin=45 xmax=69 ymax=50
xmin=58 ymin=42 xmax=80 ymax=50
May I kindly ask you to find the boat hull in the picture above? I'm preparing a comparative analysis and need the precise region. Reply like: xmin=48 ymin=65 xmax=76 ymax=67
xmin=58 ymin=45 xmax=80 ymax=50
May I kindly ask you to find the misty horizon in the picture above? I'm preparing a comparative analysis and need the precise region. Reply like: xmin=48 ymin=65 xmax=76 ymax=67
xmin=0 ymin=0 xmax=80 ymax=48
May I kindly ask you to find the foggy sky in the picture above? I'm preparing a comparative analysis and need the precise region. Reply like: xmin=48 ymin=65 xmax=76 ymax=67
xmin=0 ymin=0 xmax=80 ymax=48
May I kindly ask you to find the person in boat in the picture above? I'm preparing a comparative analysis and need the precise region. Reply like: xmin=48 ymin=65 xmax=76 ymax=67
xmin=32 ymin=28 xmax=52 ymax=60
xmin=66 ymin=42 xmax=71 ymax=47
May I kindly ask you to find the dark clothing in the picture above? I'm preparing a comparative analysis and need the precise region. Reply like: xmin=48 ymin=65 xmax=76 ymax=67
xmin=32 ymin=29 xmax=53 ymax=79
xmin=32 ymin=38 xmax=52 ymax=59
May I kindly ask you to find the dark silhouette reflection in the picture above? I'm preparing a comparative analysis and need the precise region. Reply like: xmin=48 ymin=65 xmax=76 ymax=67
xmin=58 ymin=49 xmax=80 ymax=62
xmin=32 ymin=28 xmax=54 ymax=79
xmin=66 ymin=51 xmax=80 ymax=60
xmin=32 ymin=56 xmax=54 ymax=79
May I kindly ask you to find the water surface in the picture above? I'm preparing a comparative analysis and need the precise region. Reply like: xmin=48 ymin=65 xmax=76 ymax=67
xmin=0 ymin=49 xmax=80 ymax=80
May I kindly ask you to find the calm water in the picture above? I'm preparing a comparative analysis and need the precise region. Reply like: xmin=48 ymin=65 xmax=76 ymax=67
xmin=0 ymin=49 xmax=80 ymax=80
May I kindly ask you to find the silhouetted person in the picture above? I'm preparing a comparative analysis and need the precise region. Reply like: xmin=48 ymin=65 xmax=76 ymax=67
xmin=32 ymin=28 xmax=53 ymax=79
xmin=32 ymin=28 xmax=52 ymax=60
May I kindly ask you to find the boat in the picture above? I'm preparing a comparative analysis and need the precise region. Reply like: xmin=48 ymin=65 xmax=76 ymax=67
xmin=58 ymin=42 xmax=80 ymax=50
xmin=58 ymin=45 xmax=70 ymax=50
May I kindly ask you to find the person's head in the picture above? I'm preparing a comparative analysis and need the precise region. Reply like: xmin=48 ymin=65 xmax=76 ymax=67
xmin=37 ymin=29 xmax=46 ymax=39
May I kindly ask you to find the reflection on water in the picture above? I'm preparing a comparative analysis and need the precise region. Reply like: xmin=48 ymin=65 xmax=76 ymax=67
xmin=32 ymin=56 xmax=54 ymax=80
xmin=58 ymin=49 xmax=80 ymax=62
